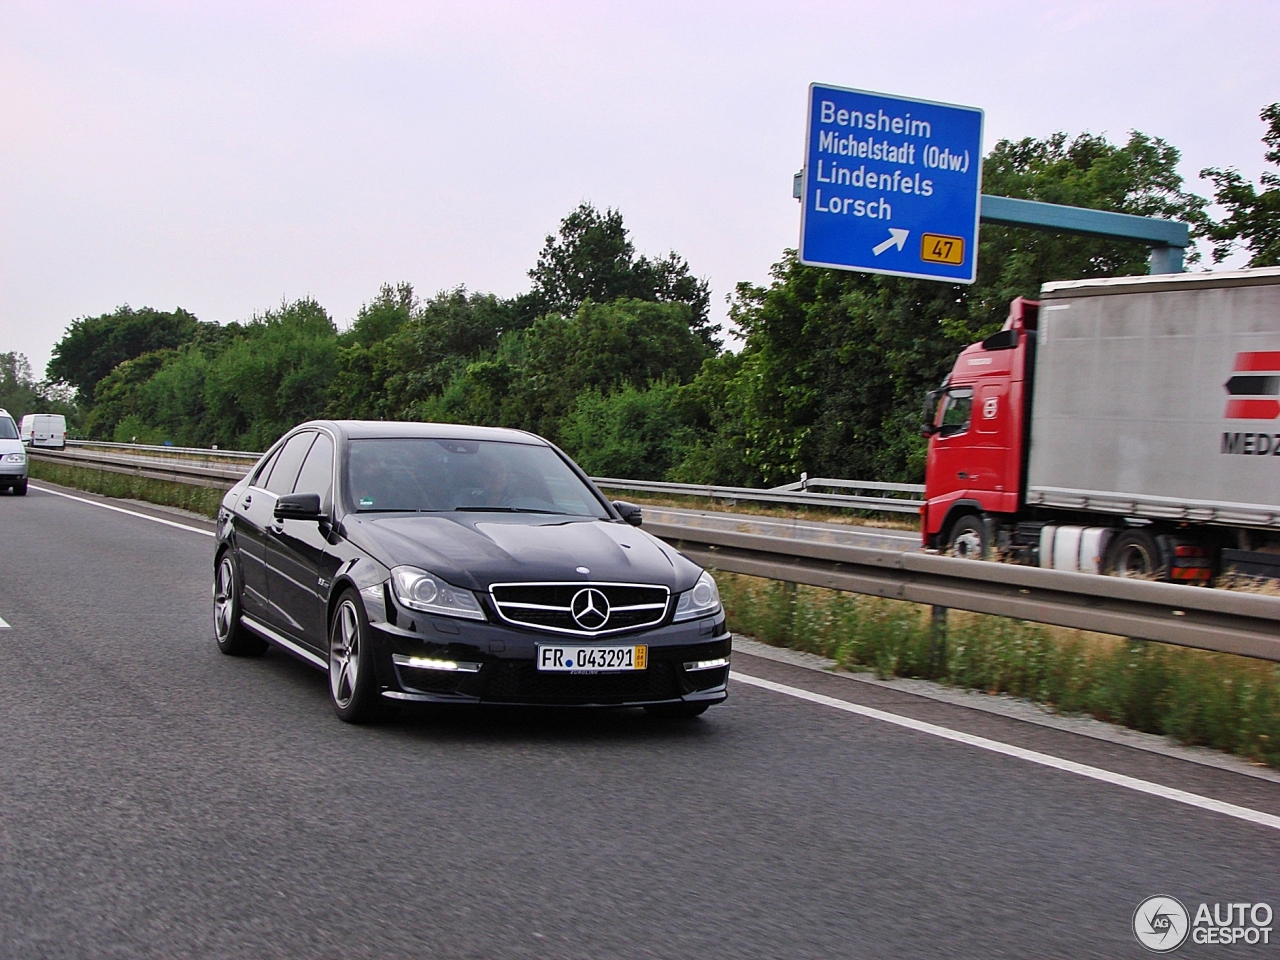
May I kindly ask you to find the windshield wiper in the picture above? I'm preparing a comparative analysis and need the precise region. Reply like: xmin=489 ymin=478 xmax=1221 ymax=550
xmin=453 ymin=506 xmax=571 ymax=515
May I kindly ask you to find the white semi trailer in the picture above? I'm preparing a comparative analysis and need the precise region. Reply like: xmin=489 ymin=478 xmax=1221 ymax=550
xmin=922 ymin=266 xmax=1280 ymax=582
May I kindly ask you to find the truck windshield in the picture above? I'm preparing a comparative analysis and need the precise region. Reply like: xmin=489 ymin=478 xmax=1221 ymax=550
xmin=344 ymin=438 xmax=610 ymax=518
xmin=937 ymin=387 xmax=973 ymax=437
xmin=0 ymin=417 xmax=17 ymax=440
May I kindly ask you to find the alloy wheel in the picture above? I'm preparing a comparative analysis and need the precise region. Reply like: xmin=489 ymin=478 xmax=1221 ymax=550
xmin=330 ymin=599 xmax=361 ymax=709
xmin=214 ymin=556 xmax=237 ymax=642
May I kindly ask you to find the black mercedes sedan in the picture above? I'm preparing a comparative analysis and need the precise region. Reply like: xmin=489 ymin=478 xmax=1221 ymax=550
xmin=213 ymin=420 xmax=730 ymax=722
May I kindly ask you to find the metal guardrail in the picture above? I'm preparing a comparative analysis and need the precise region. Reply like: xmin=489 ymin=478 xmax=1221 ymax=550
xmin=771 ymin=474 xmax=925 ymax=495
xmin=28 ymin=447 xmax=250 ymax=488
xmin=646 ymin=521 xmax=1280 ymax=663
xmin=590 ymin=478 xmax=921 ymax=513
xmin=67 ymin=439 xmax=261 ymax=460
xmin=44 ymin=444 xmax=925 ymax=512
xmin=27 ymin=444 xmax=1280 ymax=662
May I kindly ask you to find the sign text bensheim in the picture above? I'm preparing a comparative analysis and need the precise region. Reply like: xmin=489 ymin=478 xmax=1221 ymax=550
xmin=799 ymin=83 xmax=984 ymax=284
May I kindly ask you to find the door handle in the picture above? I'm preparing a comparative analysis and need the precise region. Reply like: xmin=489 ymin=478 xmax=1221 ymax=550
xmin=241 ymin=494 xmax=252 ymax=510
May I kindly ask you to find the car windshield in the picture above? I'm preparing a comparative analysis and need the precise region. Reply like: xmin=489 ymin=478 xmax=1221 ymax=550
xmin=344 ymin=438 xmax=610 ymax=518
xmin=0 ymin=417 xmax=17 ymax=440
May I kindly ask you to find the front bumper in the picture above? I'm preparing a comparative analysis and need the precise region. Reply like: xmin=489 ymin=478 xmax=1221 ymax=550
xmin=0 ymin=461 xmax=27 ymax=481
xmin=366 ymin=600 xmax=731 ymax=707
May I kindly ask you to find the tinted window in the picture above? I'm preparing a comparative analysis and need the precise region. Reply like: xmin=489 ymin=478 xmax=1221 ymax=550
xmin=265 ymin=433 xmax=316 ymax=496
xmin=250 ymin=447 xmax=281 ymax=487
xmin=293 ymin=432 xmax=334 ymax=508
xmin=938 ymin=387 xmax=973 ymax=437
xmin=0 ymin=417 xmax=17 ymax=440
xmin=345 ymin=438 xmax=609 ymax=518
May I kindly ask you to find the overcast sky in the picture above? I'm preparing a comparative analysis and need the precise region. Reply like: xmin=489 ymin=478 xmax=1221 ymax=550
xmin=2 ymin=0 xmax=1277 ymax=376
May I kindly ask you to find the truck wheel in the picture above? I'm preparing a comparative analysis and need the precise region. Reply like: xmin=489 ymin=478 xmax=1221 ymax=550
xmin=947 ymin=515 xmax=988 ymax=560
xmin=1104 ymin=529 xmax=1166 ymax=579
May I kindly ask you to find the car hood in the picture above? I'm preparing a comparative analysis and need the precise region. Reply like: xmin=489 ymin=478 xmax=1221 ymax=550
xmin=0 ymin=438 xmax=24 ymax=455
xmin=341 ymin=513 xmax=702 ymax=592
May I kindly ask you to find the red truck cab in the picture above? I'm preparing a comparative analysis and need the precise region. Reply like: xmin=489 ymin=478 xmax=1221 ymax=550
xmin=922 ymin=297 xmax=1038 ymax=553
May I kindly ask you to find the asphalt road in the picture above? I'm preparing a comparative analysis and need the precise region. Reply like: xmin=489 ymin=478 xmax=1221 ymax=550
xmin=1 ymin=482 xmax=1276 ymax=959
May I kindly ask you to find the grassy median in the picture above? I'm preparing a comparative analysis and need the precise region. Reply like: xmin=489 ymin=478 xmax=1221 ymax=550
xmin=28 ymin=460 xmax=225 ymax=518
xmin=718 ymin=572 xmax=1280 ymax=770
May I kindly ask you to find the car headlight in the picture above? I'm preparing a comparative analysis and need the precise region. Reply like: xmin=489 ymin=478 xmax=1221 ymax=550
xmin=3 ymin=453 xmax=24 ymax=463
xmin=389 ymin=566 xmax=486 ymax=621
xmin=672 ymin=570 xmax=722 ymax=622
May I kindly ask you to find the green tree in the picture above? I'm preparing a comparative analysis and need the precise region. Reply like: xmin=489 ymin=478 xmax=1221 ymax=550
xmin=0 ymin=352 xmax=78 ymax=425
xmin=1203 ymin=103 xmax=1280 ymax=266
xmin=971 ymin=130 xmax=1209 ymax=330
xmin=559 ymin=381 xmax=697 ymax=480
xmin=47 ymin=306 xmax=203 ymax=404
xmin=82 ymin=350 xmax=176 ymax=440
xmin=0 ymin=353 xmax=44 ymax=420
xmin=524 ymin=203 xmax=717 ymax=347
xmin=490 ymin=298 xmax=712 ymax=441
xmin=691 ymin=129 xmax=1209 ymax=485
xmin=327 ymin=286 xmax=516 ymax=420
xmin=203 ymin=298 xmax=339 ymax=449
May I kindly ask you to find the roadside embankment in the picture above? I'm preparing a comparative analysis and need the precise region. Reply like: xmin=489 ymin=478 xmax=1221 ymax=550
xmin=719 ymin=572 xmax=1280 ymax=770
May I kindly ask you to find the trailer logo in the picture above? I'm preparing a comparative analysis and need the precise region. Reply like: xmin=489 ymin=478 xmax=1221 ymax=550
xmin=1224 ymin=351 xmax=1280 ymax=419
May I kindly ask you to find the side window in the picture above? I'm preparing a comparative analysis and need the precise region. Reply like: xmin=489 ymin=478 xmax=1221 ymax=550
xmin=250 ymin=447 xmax=282 ymax=488
xmin=293 ymin=433 xmax=334 ymax=509
xmin=938 ymin=387 xmax=973 ymax=437
xmin=265 ymin=433 xmax=316 ymax=496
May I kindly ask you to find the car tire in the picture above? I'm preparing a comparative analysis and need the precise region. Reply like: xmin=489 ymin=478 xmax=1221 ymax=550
xmin=1103 ymin=529 xmax=1166 ymax=580
xmin=644 ymin=702 xmax=710 ymax=719
xmin=328 ymin=589 xmax=384 ymax=724
xmin=947 ymin=514 xmax=987 ymax=560
xmin=214 ymin=552 xmax=268 ymax=656
xmin=12 ymin=479 xmax=27 ymax=496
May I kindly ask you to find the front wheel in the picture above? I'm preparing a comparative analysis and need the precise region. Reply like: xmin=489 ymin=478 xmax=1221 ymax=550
xmin=329 ymin=590 xmax=384 ymax=724
xmin=12 ymin=479 xmax=27 ymax=496
xmin=946 ymin=514 xmax=988 ymax=560
xmin=214 ymin=553 xmax=267 ymax=656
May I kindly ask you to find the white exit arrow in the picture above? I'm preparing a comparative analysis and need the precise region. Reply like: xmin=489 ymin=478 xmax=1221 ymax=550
xmin=872 ymin=228 xmax=909 ymax=256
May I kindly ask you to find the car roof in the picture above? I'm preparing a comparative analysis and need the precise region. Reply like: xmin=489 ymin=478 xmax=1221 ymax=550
xmin=301 ymin=420 xmax=551 ymax=446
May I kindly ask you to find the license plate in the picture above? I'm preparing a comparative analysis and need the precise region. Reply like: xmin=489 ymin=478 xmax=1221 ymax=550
xmin=537 ymin=644 xmax=647 ymax=673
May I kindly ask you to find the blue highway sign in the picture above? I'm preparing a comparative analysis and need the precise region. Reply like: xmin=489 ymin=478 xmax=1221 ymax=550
xmin=799 ymin=83 xmax=984 ymax=284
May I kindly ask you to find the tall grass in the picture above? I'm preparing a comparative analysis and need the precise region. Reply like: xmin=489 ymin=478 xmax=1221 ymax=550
xmin=28 ymin=460 xmax=225 ymax=519
xmin=718 ymin=572 xmax=1280 ymax=769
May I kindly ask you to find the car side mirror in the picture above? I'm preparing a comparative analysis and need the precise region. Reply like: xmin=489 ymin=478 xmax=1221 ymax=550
xmin=612 ymin=500 xmax=643 ymax=527
xmin=275 ymin=492 xmax=323 ymax=522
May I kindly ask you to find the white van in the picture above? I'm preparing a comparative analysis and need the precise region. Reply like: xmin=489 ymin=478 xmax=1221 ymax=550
xmin=20 ymin=413 xmax=67 ymax=449
xmin=0 ymin=408 xmax=27 ymax=495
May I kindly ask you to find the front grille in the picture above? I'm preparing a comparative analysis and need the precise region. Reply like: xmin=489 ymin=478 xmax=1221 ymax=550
xmin=476 ymin=660 xmax=680 ymax=705
xmin=489 ymin=582 xmax=670 ymax=636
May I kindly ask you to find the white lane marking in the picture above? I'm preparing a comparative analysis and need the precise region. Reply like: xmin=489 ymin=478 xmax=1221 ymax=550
xmin=29 ymin=484 xmax=215 ymax=538
xmin=0 ymin=616 xmax=9 ymax=630
xmin=732 ymin=671 xmax=1280 ymax=833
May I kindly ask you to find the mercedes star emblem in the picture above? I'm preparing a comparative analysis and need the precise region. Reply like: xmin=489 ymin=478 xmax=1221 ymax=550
xmin=570 ymin=587 xmax=610 ymax=630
